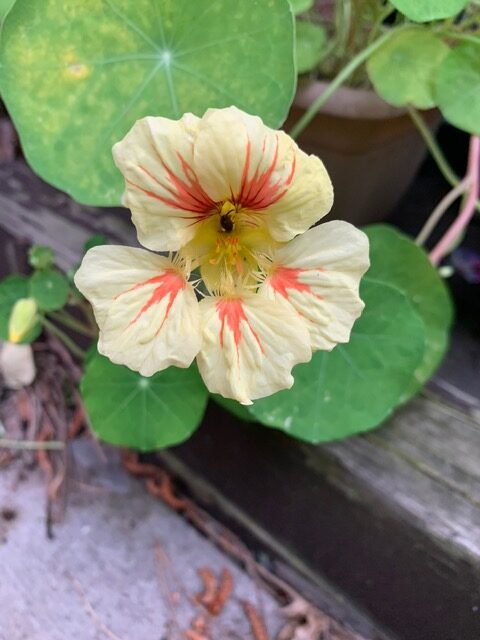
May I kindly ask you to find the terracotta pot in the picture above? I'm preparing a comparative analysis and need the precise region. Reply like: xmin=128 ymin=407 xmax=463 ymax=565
xmin=285 ymin=80 xmax=441 ymax=226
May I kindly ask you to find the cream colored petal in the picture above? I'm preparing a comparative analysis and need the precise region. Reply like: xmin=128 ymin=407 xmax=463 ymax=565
xmin=264 ymin=144 xmax=333 ymax=242
xmin=260 ymin=221 xmax=369 ymax=351
xmin=193 ymin=106 xmax=276 ymax=201
xmin=113 ymin=113 xmax=216 ymax=252
xmin=0 ymin=342 xmax=36 ymax=389
xmin=193 ymin=106 xmax=333 ymax=241
xmin=74 ymin=246 xmax=201 ymax=376
xmin=197 ymin=293 xmax=311 ymax=405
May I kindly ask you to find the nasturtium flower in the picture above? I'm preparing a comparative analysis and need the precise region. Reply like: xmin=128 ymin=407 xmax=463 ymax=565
xmin=75 ymin=107 xmax=369 ymax=405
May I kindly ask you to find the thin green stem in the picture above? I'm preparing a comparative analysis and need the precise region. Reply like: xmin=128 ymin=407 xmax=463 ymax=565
xmin=69 ymin=298 xmax=99 ymax=334
xmin=416 ymin=177 xmax=469 ymax=246
xmin=442 ymin=30 xmax=480 ymax=45
xmin=367 ymin=5 xmax=396 ymax=44
xmin=0 ymin=439 xmax=64 ymax=451
xmin=289 ymin=28 xmax=402 ymax=139
xmin=334 ymin=0 xmax=352 ymax=59
xmin=407 ymin=105 xmax=459 ymax=186
xmin=42 ymin=317 xmax=86 ymax=360
xmin=407 ymin=105 xmax=480 ymax=214
xmin=48 ymin=309 xmax=96 ymax=337
xmin=82 ymin=300 xmax=98 ymax=332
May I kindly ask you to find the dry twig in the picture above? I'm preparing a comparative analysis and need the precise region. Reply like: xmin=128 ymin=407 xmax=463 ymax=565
xmin=71 ymin=576 xmax=123 ymax=640
xmin=122 ymin=455 xmax=367 ymax=640
xmin=242 ymin=601 xmax=269 ymax=640
xmin=196 ymin=567 xmax=218 ymax=611
xmin=209 ymin=568 xmax=233 ymax=616
xmin=154 ymin=542 xmax=183 ymax=639
xmin=184 ymin=631 xmax=209 ymax=640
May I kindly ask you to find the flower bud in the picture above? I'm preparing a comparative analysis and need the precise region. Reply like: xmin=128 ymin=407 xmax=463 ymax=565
xmin=8 ymin=298 xmax=38 ymax=343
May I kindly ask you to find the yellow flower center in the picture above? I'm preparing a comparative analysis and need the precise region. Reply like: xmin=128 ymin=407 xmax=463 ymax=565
xmin=179 ymin=198 xmax=273 ymax=292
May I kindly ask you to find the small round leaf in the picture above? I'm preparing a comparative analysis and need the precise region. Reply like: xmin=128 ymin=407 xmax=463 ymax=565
xmin=0 ymin=275 xmax=42 ymax=344
xmin=296 ymin=21 xmax=327 ymax=74
xmin=434 ymin=42 xmax=480 ymax=134
xmin=81 ymin=352 xmax=209 ymax=451
xmin=249 ymin=279 xmax=426 ymax=443
xmin=365 ymin=225 xmax=453 ymax=398
xmin=28 ymin=245 xmax=55 ymax=270
xmin=367 ymin=28 xmax=449 ymax=109
xmin=0 ymin=0 xmax=296 ymax=205
xmin=29 ymin=269 xmax=69 ymax=311
xmin=390 ymin=0 xmax=467 ymax=22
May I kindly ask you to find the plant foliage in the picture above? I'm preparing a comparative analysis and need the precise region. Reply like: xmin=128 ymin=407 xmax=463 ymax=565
xmin=0 ymin=0 xmax=296 ymax=205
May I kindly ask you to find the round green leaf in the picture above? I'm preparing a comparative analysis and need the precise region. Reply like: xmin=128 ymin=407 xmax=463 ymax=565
xmin=296 ymin=21 xmax=327 ymax=74
xmin=28 ymin=245 xmax=55 ymax=270
xmin=390 ymin=0 xmax=467 ymax=22
xmin=249 ymin=279 xmax=426 ymax=443
xmin=367 ymin=28 xmax=448 ymax=109
xmin=29 ymin=269 xmax=69 ymax=311
xmin=0 ymin=275 xmax=42 ymax=344
xmin=290 ymin=0 xmax=314 ymax=16
xmin=81 ymin=352 xmax=209 ymax=450
xmin=0 ymin=0 xmax=296 ymax=206
xmin=434 ymin=42 xmax=480 ymax=134
xmin=365 ymin=224 xmax=453 ymax=397
xmin=211 ymin=394 xmax=254 ymax=422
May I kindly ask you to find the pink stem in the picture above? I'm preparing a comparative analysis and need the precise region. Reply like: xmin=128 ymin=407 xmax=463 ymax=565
xmin=429 ymin=136 xmax=480 ymax=266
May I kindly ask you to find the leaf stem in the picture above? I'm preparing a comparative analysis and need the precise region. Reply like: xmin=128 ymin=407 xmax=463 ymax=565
xmin=406 ymin=105 xmax=459 ymax=187
xmin=407 ymin=105 xmax=480 ymax=215
xmin=77 ymin=299 xmax=99 ymax=334
xmin=42 ymin=317 xmax=86 ymax=360
xmin=334 ymin=0 xmax=352 ymax=60
xmin=48 ymin=309 xmax=96 ymax=337
xmin=416 ymin=178 xmax=470 ymax=246
xmin=367 ymin=6 xmax=396 ymax=44
xmin=429 ymin=135 xmax=480 ymax=265
xmin=443 ymin=30 xmax=480 ymax=45
xmin=289 ymin=28 xmax=401 ymax=139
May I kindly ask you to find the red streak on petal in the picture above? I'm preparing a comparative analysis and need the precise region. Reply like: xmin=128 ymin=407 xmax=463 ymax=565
xmin=269 ymin=266 xmax=317 ymax=300
xmin=216 ymin=298 xmax=264 ymax=356
xmin=116 ymin=271 xmax=185 ymax=326
xmin=237 ymin=136 xmax=296 ymax=210
xmin=129 ymin=150 xmax=215 ymax=218
xmin=238 ymin=138 xmax=253 ymax=203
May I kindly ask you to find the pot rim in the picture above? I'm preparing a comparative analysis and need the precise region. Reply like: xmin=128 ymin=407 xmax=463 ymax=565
xmin=294 ymin=78 xmax=406 ymax=120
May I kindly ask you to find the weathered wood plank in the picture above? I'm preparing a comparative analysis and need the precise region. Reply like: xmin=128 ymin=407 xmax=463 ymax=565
xmin=160 ymin=398 xmax=480 ymax=640
xmin=1 ymin=159 xmax=480 ymax=639
xmin=0 ymin=161 xmax=134 ymax=270
xmin=430 ymin=324 xmax=480 ymax=418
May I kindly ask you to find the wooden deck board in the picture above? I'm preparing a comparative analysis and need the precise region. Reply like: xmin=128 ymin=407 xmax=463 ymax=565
xmin=160 ymin=397 xmax=480 ymax=640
